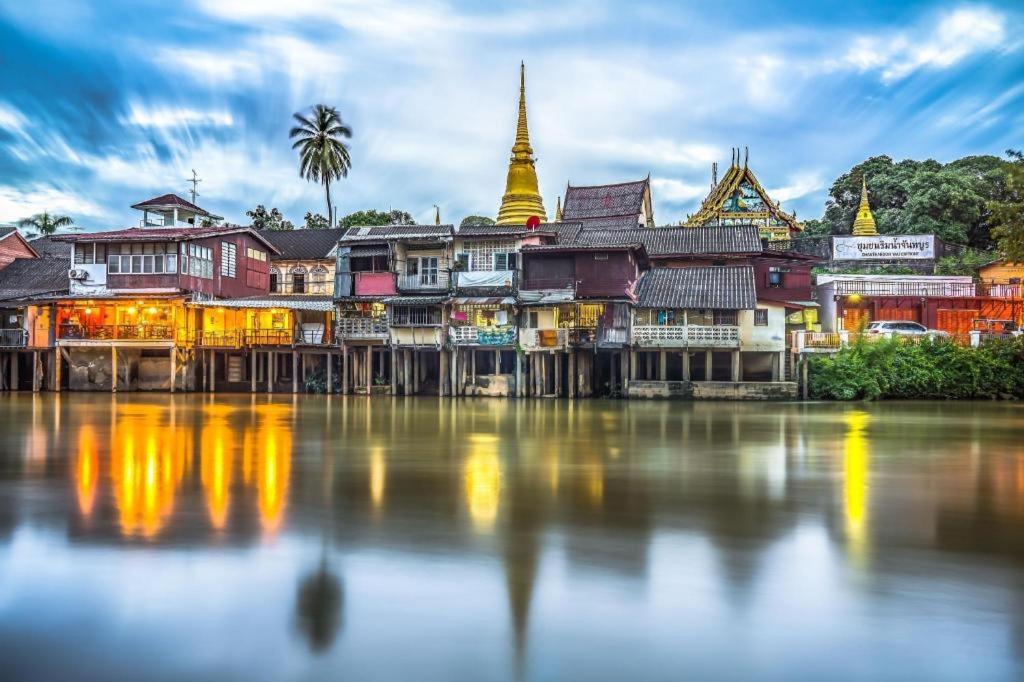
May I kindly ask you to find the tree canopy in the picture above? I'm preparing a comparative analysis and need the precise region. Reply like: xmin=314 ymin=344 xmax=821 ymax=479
xmin=247 ymin=205 xmax=294 ymax=231
xmin=304 ymin=212 xmax=330 ymax=230
xmin=990 ymin=150 xmax=1024 ymax=261
xmin=18 ymin=212 xmax=73 ymax=236
xmin=338 ymin=209 xmax=415 ymax=229
xmin=815 ymin=154 xmax=1013 ymax=248
xmin=460 ymin=215 xmax=495 ymax=227
xmin=289 ymin=104 xmax=352 ymax=227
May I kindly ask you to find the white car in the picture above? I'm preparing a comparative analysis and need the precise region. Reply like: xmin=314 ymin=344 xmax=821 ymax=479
xmin=866 ymin=321 xmax=949 ymax=338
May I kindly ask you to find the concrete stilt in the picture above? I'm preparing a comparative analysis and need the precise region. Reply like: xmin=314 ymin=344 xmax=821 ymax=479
xmin=568 ymin=351 xmax=576 ymax=398
xmin=682 ymin=351 xmax=690 ymax=381
xmin=56 ymin=348 xmax=64 ymax=393
xmin=268 ymin=351 xmax=275 ymax=394
xmin=110 ymin=347 xmax=117 ymax=394
xmin=554 ymin=352 xmax=562 ymax=397
xmin=439 ymin=348 xmax=448 ymax=397
xmin=704 ymin=350 xmax=713 ymax=382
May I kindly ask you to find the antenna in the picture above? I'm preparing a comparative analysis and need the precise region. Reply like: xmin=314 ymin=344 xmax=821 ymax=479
xmin=186 ymin=169 xmax=202 ymax=205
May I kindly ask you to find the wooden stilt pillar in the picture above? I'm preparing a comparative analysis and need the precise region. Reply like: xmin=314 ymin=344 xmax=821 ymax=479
xmin=210 ymin=351 xmax=217 ymax=393
xmin=268 ymin=351 xmax=275 ymax=394
xmin=170 ymin=348 xmax=177 ymax=393
xmin=390 ymin=348 xmax=398 ymax=395
xmin=291 ymin=351 xmax=298 ymax=394
xmin=801 ymin=358 xmax=809 ymax=399
xmin=554 ymin=352 xmax=562 ymax=397
xmin=470 ymin=349 xmax=476 ymax=387
xmin=568 ymin=351 xmax=576 ymax=398
xmin=682 ymin=351 xmax=690 ymax=381
xmin=365 ymin=345 xmax=373 ymax=393
xmin=110 ymin=347 xmax=117 ymax=394
xmin=659 ymin=350 xmax=667 ymax=381
xmin=55 ymin=348 xmax=63 ymax=393
xmin=705 ymin=350 xmax=713 ymax=382
xmin=31 ymin=351 xmax=39 ymax=393
xmin=439 ymin=348 xmax=448 ymax=396
xmin=403 ymin=350 xmax=412 ymax=396
xmin=515 ymin=352 xmax=523 ymax=397
xmin=342 ymin=346 xmax=349 ymax=394
xmin=326 ymin=352 xmax=333 ymax=394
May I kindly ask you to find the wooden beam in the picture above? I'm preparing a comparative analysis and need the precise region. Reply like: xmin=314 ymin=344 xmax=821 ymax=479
xmin=55 ymin=348 xmax=63 ymax=393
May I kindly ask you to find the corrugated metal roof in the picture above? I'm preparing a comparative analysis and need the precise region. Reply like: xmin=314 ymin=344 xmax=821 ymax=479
xmin=258 ymin=228 xmax=345 ymax=259
xmin=130 ymin=193 xmax=211 ymax=216
xmin=53 ymin=225 xmax=281 ymax=253
xmin=563 ymin=179 xmax=649 ymax=221
xmin=0 ymin=257 xmax=70 ymax=302
xmin=348 ymin=244 xmax=389 ymax=257
xmin=564 ymin=225 xmax=763 ymax=256
xmin=634 ymin=266 xmax=756 ymax=309
xmin=339 ymin=225 xmax=453 ymax=242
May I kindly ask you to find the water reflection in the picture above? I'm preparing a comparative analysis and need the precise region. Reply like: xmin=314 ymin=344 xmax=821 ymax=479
xmin=1 ymin=396 xmax=1023 ymax=680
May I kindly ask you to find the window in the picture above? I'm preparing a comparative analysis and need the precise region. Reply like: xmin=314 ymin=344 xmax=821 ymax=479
xmin=455 ymin=253 xmax=470 ymax=271
xmin=106 ymin=242 xmax=176 ymax=275
xmin=269 ymin=268 xmax=280 ymax=292
xmin=754 ymin=308 xmax=768 ymax=326
xmin=593 ymin=253 xmax=609 ymax=261
xmin=529 ymin=311 xmax=539 ymax=328
xmin=291 ymin=266 xmax=307 ymax=294
xmin=391 ymin=305 xmax=442 ymax=326
xmin=182 ymin=243 xmax=213 ymax=279
xmin=493 ymin=252 xmax=517 ymax=271
xmin=407 ymin=256 xmax=438 ymax=285
xmin=220 ymin=242 xmax=237 ymax=277
xmin=75 ymin=244 xmax=107 ymax=265
xmin=714 ymin=310 xmax=738 ymax=326
xmin=246 ymin=247 xmax=267 ymax=262
xmin=687 ymin=309 xmax=738 ymax=326
xmin=768 ymin=267 xmax=785 ymax=288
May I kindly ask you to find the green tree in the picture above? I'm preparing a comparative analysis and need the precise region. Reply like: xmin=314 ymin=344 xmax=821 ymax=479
xmin=18 ymin=211 xmax=73 ymax=236
xmin=247 ymin=205 xmax=294 ymax=230
xmin=990 ymin=150 xmax=1024 ymax=261
xmin=290 ymin=104 xmax=352 ymax=227
xmin=304 ymin=212 xmax=329 ymax=230
xmin=338 ymin=209 xmax=415 ymax=229
xmin=460 ymin=215 xmax=495 ymax=227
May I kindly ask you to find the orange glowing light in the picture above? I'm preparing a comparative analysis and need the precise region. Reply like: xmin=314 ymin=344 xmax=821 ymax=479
xmin=75 ymin=425 xmax=99 ymax=519
xmin=256 ymin=419 xmax=292 ymax=535
xmin=201 ymin=423 xmax=233 ymax=530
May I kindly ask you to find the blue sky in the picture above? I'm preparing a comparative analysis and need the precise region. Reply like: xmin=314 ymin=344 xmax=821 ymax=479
xmin=0 ymin=1 xmax=1021 ymax=230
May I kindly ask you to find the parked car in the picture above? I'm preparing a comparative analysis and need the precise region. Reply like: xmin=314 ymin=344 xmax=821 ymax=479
xmin=865 ymin=321 xmax=949 ymax=338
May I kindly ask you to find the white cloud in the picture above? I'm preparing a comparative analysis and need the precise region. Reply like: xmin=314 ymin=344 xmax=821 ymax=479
xmin=123 ymin=101 xmax=233 ymax=128
xmin=767 ymin=171 xmax=826 ymax=206
xmin=0 ymin=185 xmax=106 ymax=223
xmin=651 ymin=178 xmax=708 ymax=203
xmin=840 ymin=7 xmax=1007 ymax=83
xmin=0 ymin=102 xmax=27 ymax=133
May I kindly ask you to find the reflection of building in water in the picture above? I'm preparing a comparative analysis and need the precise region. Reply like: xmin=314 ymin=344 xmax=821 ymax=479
xmin=464 ymin=434 xmax=502 ymax=531
xmin=201 ymin=421 xmax=233 ymax=530
xmin=75 ymin=425 xmax=99 ymax=520
xmin=843 ymin=410 xmax=870 ymax=565
xmin=369 ymin=446 xmax=386 ymax=509
xmin=254 ymin=409 xmax=293 ymax=535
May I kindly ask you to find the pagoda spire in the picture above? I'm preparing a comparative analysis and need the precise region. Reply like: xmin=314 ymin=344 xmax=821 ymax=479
xmin=434 ymin=204 xmax=441 ymax=225
xmin=555 ymin=195 xmax=563 ymax=221
xmin=497 ymin=62 xmax=547 ymax=224
xmin=851 ymin=176 xmax=878 ymax=236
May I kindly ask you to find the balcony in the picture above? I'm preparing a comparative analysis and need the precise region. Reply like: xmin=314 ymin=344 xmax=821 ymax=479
xmin=453 ymin=270 xmax=517 ymax=290
xmin=58 ymin=324 xmax=175 ymax=342
xmin=195 ymin=330 xmax=243 ymax=348
xmin=0 ymin=329 xmax=27 ymax=348
xmin=791 ymin=330 xmax=849 ymax=353
xmin=449 ymin=325 xmax=517 ymax=346
xmin=244 ymin=329 xmax=296 ymax=346
xmin=272 ymin=280 xmax=333 ymax=296
xmin=520 ymin=328 xmax=569 ymax=352
xmin=632 ymin=325 xmax=740 ymax=348
xmin=833 ymin=280 xmax=978 ymax=298
xmin=336 ymin=317 xmax=389 ymax=340
xmin=397 ymin=272 xmax=450 ymax=292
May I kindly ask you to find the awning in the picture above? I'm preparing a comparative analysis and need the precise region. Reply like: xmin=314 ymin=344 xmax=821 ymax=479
xmin=190 ymin=298 xmax=334 ymax=312
xmin=517 ymin=289 xmax=575 ymax=305
xmin=451 ymin=296 xmax=515 ymax=305
xmin=783 ymin=300 xmax=820 ymax=309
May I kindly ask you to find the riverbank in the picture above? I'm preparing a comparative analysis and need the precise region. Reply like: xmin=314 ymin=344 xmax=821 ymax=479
xmin=808 ymin=336 xmax=1024 ymax=400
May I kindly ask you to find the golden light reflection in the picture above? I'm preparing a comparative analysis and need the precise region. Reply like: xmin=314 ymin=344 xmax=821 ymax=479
xmin=201 ymin=422 xmax=233 ymax=530
xmin=843 ymin=410 xmax=870 ymax=564
xmin=255 ymin=416 xmax=292 ymax=535
xmin=110 ymin=413 xmax=186 ymax=539
xmin=586 ymin=462 xmax=604 ymax=507
xmin=75 ymin=425 xmax=99 ymax=520
xmin=464 ymin=434 xmax=501 ymax=531
xmin=370 ymin=446 xmax=386 ymax=509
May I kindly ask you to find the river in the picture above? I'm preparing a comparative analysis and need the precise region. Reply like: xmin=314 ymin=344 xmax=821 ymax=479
xmin=0 ymin=395 xmax=1022 ymax=680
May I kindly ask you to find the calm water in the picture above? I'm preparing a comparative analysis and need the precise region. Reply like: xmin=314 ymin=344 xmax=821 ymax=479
xmin=1 ymin=395 xmax=1023 ymax=681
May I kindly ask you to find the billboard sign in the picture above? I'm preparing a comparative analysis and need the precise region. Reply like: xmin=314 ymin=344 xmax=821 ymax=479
xmin=832 ymin=235 xmax=935 ymax=261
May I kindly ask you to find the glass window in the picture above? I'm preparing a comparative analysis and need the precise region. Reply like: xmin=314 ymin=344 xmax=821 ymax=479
xmin=166 ymin=254 xmax=177 ymax=273
xmin=754 ymin=309 xmax=768 ymax=326
xmin=154 ymin=257 xmax=163 ymax=274
xmin=143 ymin=255 xmax=153 ymax=273
xmin=120 ymin=255 xmax=131 ymax=272
xmin=108 ymin=255 xmax=120 ymax=274
xmin=131 ymin=255 xmax=143 ymax=272
xmin=95 ymin=244 xmax=106 ymax=261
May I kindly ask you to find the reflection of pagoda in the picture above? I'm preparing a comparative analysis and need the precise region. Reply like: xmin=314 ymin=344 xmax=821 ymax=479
xmin=686 ymin=148 xmax=801 ymax=241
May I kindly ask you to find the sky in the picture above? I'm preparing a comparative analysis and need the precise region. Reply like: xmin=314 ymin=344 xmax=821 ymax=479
xmin=0 ymin=0 xmax=1021 ymax=231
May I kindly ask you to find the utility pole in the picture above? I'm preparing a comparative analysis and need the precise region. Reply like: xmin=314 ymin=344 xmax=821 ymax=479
xmin=186 ymin=169 xmax=202 ymax=205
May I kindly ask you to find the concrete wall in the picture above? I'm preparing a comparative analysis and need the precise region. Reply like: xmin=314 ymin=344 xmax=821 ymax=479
xmin=391 ymin=327 xmax=444 ymax=347
xmin=739 ymin=304 xmax=787 ymax=351
xmin=67 ymin=348 xmax=171 ymax=391
xmin=628 ymin=380 xmax=796 ymax=400
xmin=463 ymin=374 xmax=516 ymax=397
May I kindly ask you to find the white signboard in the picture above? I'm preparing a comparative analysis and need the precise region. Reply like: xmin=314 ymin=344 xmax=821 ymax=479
xmin=832 ymin=235 xmax=935 ymax=261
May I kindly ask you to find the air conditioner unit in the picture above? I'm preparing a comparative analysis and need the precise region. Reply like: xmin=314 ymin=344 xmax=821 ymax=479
xmin=69 ymin=269 xmax=88 ymax=280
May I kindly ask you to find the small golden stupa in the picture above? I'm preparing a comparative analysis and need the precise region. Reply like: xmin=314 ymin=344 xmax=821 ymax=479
xmin=852 ymin=176 xmax=878 ymax=236
xmin=496 ymin=63 xmax=547 ymax=224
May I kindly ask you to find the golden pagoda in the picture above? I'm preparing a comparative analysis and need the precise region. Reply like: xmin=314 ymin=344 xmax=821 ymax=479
xmin=497 ymin=63 xmax=547 ymax=224
xmin=851 ymin=176 xmax=878 ymax=236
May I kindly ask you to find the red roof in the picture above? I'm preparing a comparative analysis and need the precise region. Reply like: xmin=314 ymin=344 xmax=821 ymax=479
xmin=130 ymin=193 xmax=210 ymax=216
xmin=52 ymin=225 xmax=280 ymax=254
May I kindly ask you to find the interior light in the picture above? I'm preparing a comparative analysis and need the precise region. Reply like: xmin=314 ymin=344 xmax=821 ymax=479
xmin=127 ymin=307 xmax=138 ymax=315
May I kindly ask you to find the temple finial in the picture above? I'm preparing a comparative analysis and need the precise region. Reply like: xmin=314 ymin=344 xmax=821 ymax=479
xmin=744 ymin=146 xmax=749 ymax=168
xmin=497 ymin=62 xmax=547 ymax=224
xmin=434 ymin=204 xmax=441 ymax=226
xmin=555 ymin=195 xmax=563 ymax=221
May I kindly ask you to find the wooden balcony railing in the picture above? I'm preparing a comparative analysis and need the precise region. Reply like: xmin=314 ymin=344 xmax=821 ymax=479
xmin=244 ymin=329 xmax=296 ymax=346
xmin=520 ymin=328 xmax=569 ymax=351
xmin=791 ymin=330 xmax=849 ymax=353
xmin=0 ymin=329 xmax=27 ymax=348
xmin=195 ymin=330 xmax=243 ymax=348
xmin=633 ymin=325 xmax=740 ymax=348
xmin=449 ymin=325 xmax=517 ymax=346
xmin=58 ymin=324 xmax=175 ymax=341
xmin=397 ymin=272 xmax=450 ymax=291
xmin=335 ymin=317 xmax=389 ymax=339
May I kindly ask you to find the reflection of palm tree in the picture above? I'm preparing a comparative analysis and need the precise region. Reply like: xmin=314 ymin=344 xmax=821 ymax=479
xmin=295 ymin=551 xmax=343 ymax=654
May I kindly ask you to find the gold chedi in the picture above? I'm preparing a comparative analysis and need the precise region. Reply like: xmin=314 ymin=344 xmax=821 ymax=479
xmin=497 ymin=63 xmax=547 ymax=224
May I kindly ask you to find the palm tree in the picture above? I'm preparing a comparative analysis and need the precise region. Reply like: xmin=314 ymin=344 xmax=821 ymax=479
xmin=18 ymin=212 xmax=74 ymax=236
xmin=289 ymin=105 xmax=352 ymax=227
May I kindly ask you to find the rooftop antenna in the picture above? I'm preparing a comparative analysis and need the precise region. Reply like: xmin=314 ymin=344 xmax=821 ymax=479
xmin=186 ymin=169 xmax=202 ymax=205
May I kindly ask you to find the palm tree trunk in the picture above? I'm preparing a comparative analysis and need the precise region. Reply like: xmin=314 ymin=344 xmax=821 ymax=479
xmin=325 ymin=180 xmax=334 ymax=228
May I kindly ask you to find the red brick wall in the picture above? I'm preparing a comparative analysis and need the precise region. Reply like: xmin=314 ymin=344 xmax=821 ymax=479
xmin=0 ymin=233 xmax=36 ymax=270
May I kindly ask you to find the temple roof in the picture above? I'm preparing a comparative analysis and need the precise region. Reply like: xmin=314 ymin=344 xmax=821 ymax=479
xmin=634 ymin=266 xmax=756 ymax=309
xmin=562 ymin=178 xmax=651 ymax=224
xmin=257 ymin=227 xmax=347 ymax=260
xmin=564 ymin=225 xmax=764 ymax=256
xmin=686 ymin=152 xmax=799 ymax=236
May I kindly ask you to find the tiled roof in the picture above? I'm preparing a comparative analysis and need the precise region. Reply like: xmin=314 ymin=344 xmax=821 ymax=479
xmin=565 ymin=225 xmax=763 ymax=256
xmin=0 ymin=226 xmax=16 ymax=239
xmin=130 ymin=193 xmax=210 ymax=216
xmin=257 ymin=228 xmax=345 ymax=260
xmin=339 ymin=225 xmax=453 ymax=242
xmin=457 ymin=223 xmax=559 ymax=237
xmin=562 ymin=178 xmax=649 ymax=221
xmin=0 ymin=257 xmax=71 ymax=301
xmin=53 ymin=225 xmax=280 ymax=253
xmin=27 ymin=236 xmax=72 ymax=258
xmin=634 ymin=266 xmax=756 ymax=309
xmin=575 ymin=216 xmax=645 ymax=231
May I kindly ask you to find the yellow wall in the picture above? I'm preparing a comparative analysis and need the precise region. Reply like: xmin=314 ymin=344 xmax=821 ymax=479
xmin=979 ymin=261 xmax=1024 ymax=282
